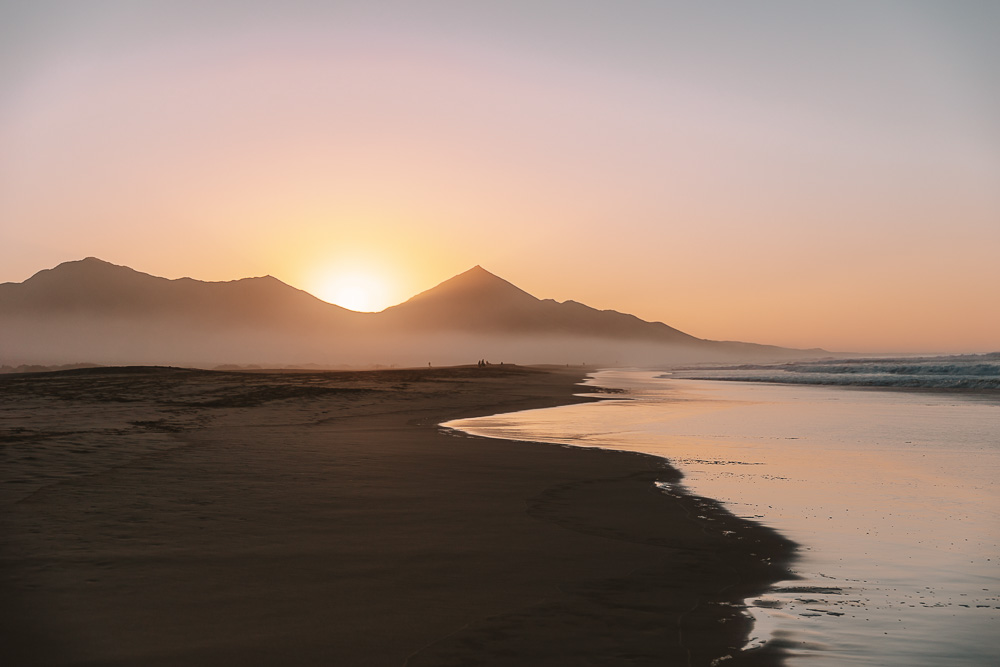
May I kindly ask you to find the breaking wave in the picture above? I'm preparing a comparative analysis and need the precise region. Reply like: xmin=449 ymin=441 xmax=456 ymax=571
xmin=664 ymin=354 xmax=1000 ymax=390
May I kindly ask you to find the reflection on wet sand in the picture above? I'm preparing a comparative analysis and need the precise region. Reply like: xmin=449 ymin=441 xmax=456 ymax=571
xmin=446 ymin=370 xmax=1000 ymax=665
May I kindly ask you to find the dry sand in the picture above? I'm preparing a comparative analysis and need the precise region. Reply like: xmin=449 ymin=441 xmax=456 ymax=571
xmin=1 ymin=365 xmax=794 ymax=666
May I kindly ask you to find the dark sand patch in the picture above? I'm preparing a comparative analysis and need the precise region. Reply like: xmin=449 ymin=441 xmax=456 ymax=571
xmin=1 ymin=365 xmax=794 ymax=666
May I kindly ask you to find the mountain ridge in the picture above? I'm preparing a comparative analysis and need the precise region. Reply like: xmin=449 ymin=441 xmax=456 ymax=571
xmin=2 ymin=257 xmax=357 ymax=324
xmin=380 ymin=265 xmax=700 ymax=343
xmin=0 ymin=258 xmax=825 ymax=366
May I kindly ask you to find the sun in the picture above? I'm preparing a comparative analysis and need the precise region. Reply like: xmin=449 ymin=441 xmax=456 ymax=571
xmin=314 ymin=271 xmax=390 ymax=312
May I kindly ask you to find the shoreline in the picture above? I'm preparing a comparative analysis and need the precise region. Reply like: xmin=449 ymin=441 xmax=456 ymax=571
xmin=1 ymin=365 xmax=795 ymax=666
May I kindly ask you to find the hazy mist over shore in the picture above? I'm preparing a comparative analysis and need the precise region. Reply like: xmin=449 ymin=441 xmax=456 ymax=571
xmin=2 ymin=258 xmax=828 ymax=369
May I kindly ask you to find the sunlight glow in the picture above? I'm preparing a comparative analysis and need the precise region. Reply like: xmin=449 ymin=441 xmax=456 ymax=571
xmin=314 ymin=271 xmax=390 ymax=312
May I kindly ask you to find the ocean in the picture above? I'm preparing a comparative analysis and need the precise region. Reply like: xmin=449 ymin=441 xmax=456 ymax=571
xmin=443 ymin=357 xmax=1000 ymax=665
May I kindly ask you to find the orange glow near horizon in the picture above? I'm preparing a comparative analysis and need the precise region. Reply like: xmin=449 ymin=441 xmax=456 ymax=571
xmin=311 ymin=268 xmax=392 ymax=312
xmin=1 ymin=4 xmax=998 ymax=354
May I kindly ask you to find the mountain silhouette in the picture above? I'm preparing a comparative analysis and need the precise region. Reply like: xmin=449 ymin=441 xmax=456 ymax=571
xmin=1 ymin=257 xmax=361 ymax=329
xmin=382 ymin=266 xmax=699 ymax=343
xmin=1 ymin=258 xmax=821 ymax=367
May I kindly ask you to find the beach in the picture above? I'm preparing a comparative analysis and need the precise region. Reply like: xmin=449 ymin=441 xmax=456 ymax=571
xmin=0 ymin=365 xmax=793 ymax=666
xmin=448 ymin=369 xmax=1000 ymax=665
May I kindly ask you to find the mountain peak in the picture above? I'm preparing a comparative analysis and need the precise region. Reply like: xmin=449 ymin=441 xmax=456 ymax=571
xmin=454 ymin=264 xmax=496 ymax=280
xmin=401 ymin=266 xmax=538 ymax=307
xmin=52 ymin=257 xmax=127 ymax=271
xmin=25 ymin=256 xmax=150 ymax=286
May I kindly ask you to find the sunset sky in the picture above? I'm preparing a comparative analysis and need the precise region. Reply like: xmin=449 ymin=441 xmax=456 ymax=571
xmin=2 ymin=1 xmax=998 ymax=353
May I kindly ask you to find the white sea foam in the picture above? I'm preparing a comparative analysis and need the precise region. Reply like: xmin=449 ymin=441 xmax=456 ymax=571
xmin=664 ymin=354 xmax=1000 ymax=390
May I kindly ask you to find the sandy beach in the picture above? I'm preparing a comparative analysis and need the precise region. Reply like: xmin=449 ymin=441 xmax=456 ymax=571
xmin=1 ymin=365 xmax=794 ymax=666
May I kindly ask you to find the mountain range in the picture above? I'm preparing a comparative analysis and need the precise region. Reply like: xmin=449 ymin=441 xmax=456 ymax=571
xmin=0 ymin=258 xmax=823 ymax=368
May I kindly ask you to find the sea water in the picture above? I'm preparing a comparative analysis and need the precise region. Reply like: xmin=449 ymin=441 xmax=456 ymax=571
xmin=443 ymin=360 xmax=1000 ymax=665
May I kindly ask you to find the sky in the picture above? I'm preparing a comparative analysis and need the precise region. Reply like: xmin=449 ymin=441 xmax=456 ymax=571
xmin=1 ymin=1 xmax=998 ymax=353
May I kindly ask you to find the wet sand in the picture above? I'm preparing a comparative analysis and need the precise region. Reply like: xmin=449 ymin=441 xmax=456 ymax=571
xmin=1 ymin=365 xmax=794 ymax=666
